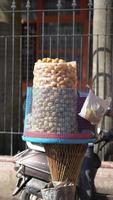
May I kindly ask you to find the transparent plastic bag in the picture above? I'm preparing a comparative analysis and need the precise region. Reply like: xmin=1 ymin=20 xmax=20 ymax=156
xmin=41 ymin=181 xmax=75 ymax=200
xmin=78 ymin=90 xmax=111 ymax=125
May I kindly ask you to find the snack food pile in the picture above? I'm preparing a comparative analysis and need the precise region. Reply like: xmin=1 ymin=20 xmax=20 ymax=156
xmin=26 ymin=58 xmax=78 ymax=134
xmin=33 ymin=58 xmax=77 ymax=88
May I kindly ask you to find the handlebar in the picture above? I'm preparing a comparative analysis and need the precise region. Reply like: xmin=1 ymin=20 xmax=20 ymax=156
xmin=95 ymin=138 xmax=104 ymax=144
xmin=94 ymin=128 xmax=113 ymax=151
xmin=96 ymin=129 xmax=113 ymax=143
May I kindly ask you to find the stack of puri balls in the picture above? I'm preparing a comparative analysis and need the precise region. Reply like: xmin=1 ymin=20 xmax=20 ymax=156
xmin=28 ymin=58 xmax=87 ymax=185
xmin=32 ymin=57 xmax=78 ymax=134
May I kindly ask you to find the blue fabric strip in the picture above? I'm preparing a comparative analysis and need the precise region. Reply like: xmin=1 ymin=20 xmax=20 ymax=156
xmin=22 ymin=136 xmax=96 ymax=144
xmin=25 ymin=87 xmax=32 ymax=117
xmin=24 ymin=87 xmax=32 ymax=131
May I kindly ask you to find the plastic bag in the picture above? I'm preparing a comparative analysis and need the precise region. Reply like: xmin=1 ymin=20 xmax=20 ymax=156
xmin=78 ymin=90 xmax=111 ymax=125
xmin=41 ymin=181 xmax=75 ymax=200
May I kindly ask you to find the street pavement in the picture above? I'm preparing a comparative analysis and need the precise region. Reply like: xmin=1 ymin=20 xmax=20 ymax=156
xmin=0 ymin=156 xmax=19 ymax=200
xmin=0 ymin=157 xmax=113 ymax=199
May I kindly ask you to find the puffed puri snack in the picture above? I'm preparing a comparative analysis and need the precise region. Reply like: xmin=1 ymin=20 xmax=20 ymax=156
xmin=33 ymin=58 xmax=77 ymax=89
xmin=26 ymin=58 xmax=78 ymax=134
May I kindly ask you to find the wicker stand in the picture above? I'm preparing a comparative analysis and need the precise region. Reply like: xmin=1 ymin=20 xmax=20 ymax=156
xmin=44 ymin=144 xmax=87 ymax=185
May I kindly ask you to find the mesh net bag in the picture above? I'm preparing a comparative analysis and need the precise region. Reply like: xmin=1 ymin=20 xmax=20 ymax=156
xmin=30 ymin=88 xmax=78 ymax=134
xmin=44 ymin=144 xmax=87 ymax=185
xmin=27 ymin=59 xmax=78 ymax=134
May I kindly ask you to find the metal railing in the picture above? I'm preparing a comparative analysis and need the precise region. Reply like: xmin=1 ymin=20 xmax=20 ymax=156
xmin=0 ymin=0 xmax=113 ymax=156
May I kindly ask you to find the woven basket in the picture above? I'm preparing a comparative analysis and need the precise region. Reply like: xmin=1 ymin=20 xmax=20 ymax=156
xmin=44 ymin=144 xmax=87 ymax=185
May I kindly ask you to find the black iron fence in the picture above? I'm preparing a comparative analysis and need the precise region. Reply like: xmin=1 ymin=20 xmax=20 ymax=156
xmin=0 ymin=0 xmax=113 ymax=156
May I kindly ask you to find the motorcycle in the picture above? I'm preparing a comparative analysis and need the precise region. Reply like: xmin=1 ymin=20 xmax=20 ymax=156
xmin=13 ymin=142 xmax=51 ymax=200
xmin=13 ymin=129 xmax=113 ymax=200
xmin=75 ymin=129 xmax=113 ymax=200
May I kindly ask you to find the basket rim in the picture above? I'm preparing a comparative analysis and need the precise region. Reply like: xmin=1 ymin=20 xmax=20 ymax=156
xmin=23 ymin=132 xmax=94 ymax=139
xmin=22 ymin=136 xmax=96 ymax=144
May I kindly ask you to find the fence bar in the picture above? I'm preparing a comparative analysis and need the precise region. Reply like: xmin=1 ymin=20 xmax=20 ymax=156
xmin=49 ymin=36 xmax=52 ymax=58
xmin=87 ymin=0 xmax=93 ymax=84
xmin=11 ymin=0 xmax=16 ymax=155
xmin=26 ymin=0 xmax=30 ymax=86
xmin=96 ymin=34 xmax=99 ymax=96
xmin=42 ymin=11 xmax=45 ymax=58
xmin=111 ymin=36 xmax=113 ymax=123
xmin=18 ymin=37 xmax=22 ymax=133
xmin=4 ymin=37 xmax=7 ymax=132
xmin=64 ymin=36 xmax=67 ymax=60
xmin=103 ymin=5 xmax=108 ymax=99
xmin=72 ymin=0 xmax=77 ymax=60
xmin=79 ymin=36 xmax=83 ymax=89
xmin=56 ymin=0 xmax=62 ymax=58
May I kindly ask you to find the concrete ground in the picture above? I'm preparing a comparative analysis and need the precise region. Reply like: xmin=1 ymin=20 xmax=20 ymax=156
xmin=0 ymin=156 xmax=19 ymax=200
xmin=95 ymin=161 xmax=113 ymax=195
